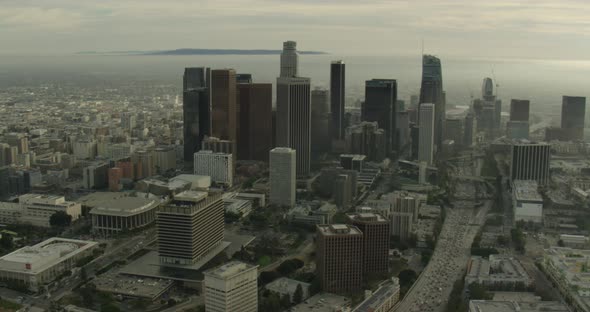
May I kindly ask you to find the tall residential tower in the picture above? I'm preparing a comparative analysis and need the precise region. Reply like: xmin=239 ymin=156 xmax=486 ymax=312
xmin=330 ymin=60 xmax=346 ymax=140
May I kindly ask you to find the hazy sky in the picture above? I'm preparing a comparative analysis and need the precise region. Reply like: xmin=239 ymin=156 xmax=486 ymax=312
xmin=1 ymin=0 xmax=589 ymax=59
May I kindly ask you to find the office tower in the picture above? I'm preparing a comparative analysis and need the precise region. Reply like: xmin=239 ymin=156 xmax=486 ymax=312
xmin=194 ymin=150 xmax=233 ymax=187
xmin=510 ymin=143 xmax=550 ymax=185
xmin=202 ymin=136 xmax=236 ymax=160
xmin=510 ymin=99 xmax=530 ymax=122
xmin=157 ymin=192 xmax=224 ymax=265
xmin=410 ymin=95 xmax=419 ymax=109
xmin=363 ymin=79 xmax=397 ymax=153
xmin=280 ymin=41 xmax=299 ymax=78
xmin=410 ymin=125 xmax=419 ymax=159
xmin=482 ymin=77 xmax=495 ymax=101
xmin=183 ymin=67 xmax=211 ymax=162
xmin=347 ymin=212 xmax=390 ymax=274
xmin=269 ymin=148 xmax=296 ymax=207
xmin=107 ymin=167 xmax=122 ymax=192
xmin=494 ymin=99 xmax=502 ymax=130
xmin=331 ymin=60 xmax=346 ymax=140
xmin=507 ymin=121 xmax=529 ymax=140
xmin=236 ymin=73 xmax=252 ymax=84
xmin=419 ymin=55 xmax=445 ymax=149
xmin=418 ymin=104 xmax=435 ymax=165
xmin=389 ymin=193 xmax=418 ymax=240
xmin=316 ymin=224 xmax=363 ymax=294
xmin=211 ymin=69 xmax=237 ymax=142
xmin=276 ymin=77 xmax=311 ymax=176
xmin=311 ymin=88 xmax=331 ymax=155
xmin=464 ymin=113 xmax=477 ymax=147
xmin=120 ymin=112 xmax=136 ymax=132
xmin=204 ymin=261 xmax=258 ymax=312
xmin=334 ymin=174 xmax=353 ymax=209
xmin=133 ymin=150 xmax=155 ymax=179
xmin=0 ymin=167 xmax=8 ymax=198
xmin=444 ymin=117 xmax=463 ymax=146
xmin=236 ymin=82 xmax=272 ymax=161
xmin=4 ymin=133 xmax=28 ymax=154
xmin=395 ymin=111 xmax=410 ymax=152
xmin=345 ymin=122 xmax=386 ymax=162
xmin=561 ymin=96 xmax=586 ymax=140
xmin=154 ymin=146 xmax=176 ymax=174
xmin=340 ymin=154 xmax=365 ymax=172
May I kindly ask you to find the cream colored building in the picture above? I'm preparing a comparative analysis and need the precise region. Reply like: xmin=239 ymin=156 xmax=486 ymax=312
xmin=0 ymin=194 xmax=81 ymax=227
xmin=90 ymin=197 xmax=160 ymax=235
xmin=204 ymin=261 xmax=258 ymax=312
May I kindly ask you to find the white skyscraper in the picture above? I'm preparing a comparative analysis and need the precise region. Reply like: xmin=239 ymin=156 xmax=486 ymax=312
xmin=276 ymin=77 xmax=311 ymax=176
xmin=280 ymin=41 xmax=299 ymax=78
xmin=204 ymin=261 xmax=258 ymax=312
xmin=418 ymin=103 xmax=435 ymax=165
xmin=270 ymin=147 xmax=296 ymax=207
xmin=193 ymin=150 xmax=233 ymax=187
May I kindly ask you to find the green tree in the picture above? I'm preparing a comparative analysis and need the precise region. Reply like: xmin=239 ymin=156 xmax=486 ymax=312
xmin=421 ymin=249 xmax=433 ymax=265
xmin=50 ymin=211 xmax=72 ymax=228
xmin=0 ymin=234 xmax=13 ymax=249
xmin=293 ymin=284 xmax=303 ymax=304
xmin=100 ymin=303 xmax=120 ymax=312
xmin=398 ymin=269 xmax=417 ymax=288
xmin=558 ymin=239 xmax=565 ymax=247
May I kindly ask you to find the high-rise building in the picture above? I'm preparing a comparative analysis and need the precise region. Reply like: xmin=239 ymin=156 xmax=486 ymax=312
xmin=419 ymin=55 xmax=445 ymax=149
xmin=236 ymin=73 xmax=252 ymax=84
xmin=444 ymin=117 xmax=463 ymax=146
xmin=183 ymin=67 xmax=211 ymax=162
xmin=316 ymin=224 xmax=363 ymax=294
xmin=211 ymin=69 xmax=237 ymax=142
xmin=347 ymin=212 xmax=390 ymax=274
xmin=269 ymin=148 xmax=296 ymax=207
xmin=157 ymin=192 xmax=224 ymax=265
xmin=507 ymin=121 xmax=529 ymax=140
xmin=204 ymin=261 xmax=258 ymax=312
xmin=237 ymin=82 xmax=272 ymax=161
xmin=418 ymin=104 xmax=435 ymax=165
xmin=482 ymin=77 xmax=495 ymax=101
xmin=154 ymin=146 xmax=176 ymax=174
xmin=280 ymin=41 xmax=299 ymax=78
xmin=4 ymin=133 xmax=28 ymax=154
xmin=561 ymin=96 xmax=586 ymax=140
xmin=193 ymin=150 xmax=233 ymax=187
xmin=108 ymin=167 xmax=122 ymax=192
xmin=395 ymin=112 xmax=410 ymax=153
xmin=133 ymin=150 xmax=155 ymax=179
xmin=276 ymin=77 xmax=311 ymax=176
xmin=345 ymin=122 xmax=386 ymax=161
xmin=311 ymin=88 xmax=331 ymax=155
xmin=510 ymin=99 xmax=530 ymax=122
xmin=363 ymin=79 xmax=397 ymax=153
xmin=510 ymin=143 xmax=550 ymax=185
xmin=331 ymin=60 xmax=346 ymax=140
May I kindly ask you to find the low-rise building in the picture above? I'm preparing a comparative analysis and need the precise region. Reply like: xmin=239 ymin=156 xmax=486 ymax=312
xmin=291 ymin=292 xmax=351 ymax=312
xmin=512 ymin=180 xmax=543 ymax=224
xmin=542 ymin=247 xmax=590 ymax=312
xmin=265 ymin=277 xmax=311 ymax=303
xmin=468 ymin=300 xmax=570 ymax=312
xmin=559 ymin=234 xmax=589 ymax=248
xmin=466 ymin=255 xmax=533 ymax=290
xmin=90 ymin=197 xmax=160 ymax=235
xmin=0 ymin=238 xmax=97 ymax=291
xmin=0 ymin=194 xmax=82 ymax=227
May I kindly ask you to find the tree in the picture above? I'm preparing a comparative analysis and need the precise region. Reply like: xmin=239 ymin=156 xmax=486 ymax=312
xmin=398 ymin=269 xmax=418 ymax=288
xmin=293 ymin=284 xmax=303 ymax=304
xmin=558 ymin=239 xmax=565 ymax=247
xmin=280 ymin=294 xmax=291 ymax=308
xmin=421 ymin=249 xmax=433 ymax=265
xmin=100 ymin=303 xmax=120 ymax=312
xmin=0 ymin=234 xmax=13 ymax=249
xmin=50 ymin=211 xmax=72 ymax=228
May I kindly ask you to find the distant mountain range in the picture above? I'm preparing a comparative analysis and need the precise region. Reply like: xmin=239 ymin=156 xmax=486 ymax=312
xmin=77 ymin=48 xmax=327 ymax=55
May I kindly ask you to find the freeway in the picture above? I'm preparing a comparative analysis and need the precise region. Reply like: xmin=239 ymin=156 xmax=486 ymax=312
xmin=393 ymin=200 xmax=490 ymax=312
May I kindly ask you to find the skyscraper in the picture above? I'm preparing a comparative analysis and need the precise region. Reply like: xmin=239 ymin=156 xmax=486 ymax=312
xmin=280 ymin=41 xmax=299 ymax=78
xmin=316 ymin=224 xmax=363 ymax=294
xmin=183 ymin=67 xmax=211 ymax=162
xmin=418 ymin=104 xmax=435 ymax=165
xmin=269 ymin=148 xmax=296 ymax=207
xmin=510 ymin=99 xmax=530 ymax=122
xmin=311 ymin=88 xmax=331 ymax=155
xmin=362 ymin=79 xmax=397 ymax=153
xmin=510 ymin=143 xmax=550 ymax=186
xmin=561 ymin=96 xmax=586 ymax=140
xmin=482 ymin=77 xmax=495 ymax=101
xmin=211 ymin=69 xmax=237 ymax=141
xmin=347 ymin=212 xmax=390 ymax=274
xmin=419 ymin=55 xmax=445 ymax=149
xmin=194 ymin=150 xmax=233 ymax=187
xmin=236 ymin=82 xmax=272 ymax=161
xmin=276 ymin=77 xmax=311 ymax=176
xmin=330 ymin=60 xmax=346 ymax=140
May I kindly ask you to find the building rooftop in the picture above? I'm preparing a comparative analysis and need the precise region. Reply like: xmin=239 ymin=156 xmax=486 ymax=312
xmin=204 ymin=261 xmax=257 ymax=279
xmin=347 ymin=212 xmax=388 ymax=223
xmin=265 ymin=277 xmax=310 ymax=295
xmin=353 ymin=278 xmax=400 ymax=312
xmin=173 ymin=190 xmax=208 ymax=203
xmin=94 ymin=271 xmax=174 ymax=301
xmin=317 ymin=224 xmax=363 ymax=236
xmin=512 ymin=180 xmax=542 ymax=202
xmin=468 ymin=300 xmax=569 ymax=312
xmin=291 ymin=293 xmax=351 ymax=312
xmin=89 ymin=197 xmax=160 ymax=217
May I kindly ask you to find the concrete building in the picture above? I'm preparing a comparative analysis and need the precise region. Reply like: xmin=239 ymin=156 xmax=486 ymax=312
xmin=0 ymin=238 xmax=97 ymax=291
xmin=345 ymin=121 xmax=386 ymax=162
xmin=311 ymin=88 xmax=331 ymax=155
xmin=395 ymin=111 xmax=410 ymax=153
xmin=211 ymin=69 xmax=237 ymax=142
xmin=468 ymin=300 xmax=569 ymax=312
xmin=265 ymin=277 xmax=311 ymax=303
xmin=418 ymin=103 xmax=435 ymax=165
xmin=193 ymin=150 xmax=233 ymax=187
xmin=291 ymin=293 xmax=351 ymax=312
xmin=236 ymin=82 xmax=272 ymax=161
xmin=276 ymin=76 xmax=311 ymax=177
xmin=353 ymin=278 xmax=400 ymax=312
xmin=183 ymin=67 xmax=211 ymax=162
xmin=347 ymin=212 xmax=390 ymax=274
xmin=0 ymin=194 xmax=82 ymax=227
xmin=445 ymin=117 xmax=463 ymax=147
xmin=157 ymin=192 xmax=224 ymax=265
xmin=316 ymin=224 xmax=363 ymax=294
xmin=464 ymin=113 xmax=477 ymax=147
xmin=154 ymin=146 xmax=176 ymax=174
xmin=510 ymin=99 xmax=530 ymax=122
xmin=466 ymin=255 xmax=533 ymax=290
xmin=512 ymin=180 xmax=543 ymax=224
xmin=363 ymin=79 xmax=397 ymax=153
xmin=72 ymin=139 xmax=97 ymax=160
xmin=280 ymin=41 xmax=299 ymax=78
xmin=269 ymin=147 xmax=296 ymax=207
xmin=507 ymin=121 xmax=530 ymax=140
xmin=542 ymin=247 xmax=590 ymax=312
xmin=510 ymin=142 xmax=551 ymax=186
xmin=201 ymin=137 xmax=237 ymax=165
xmin=133 ymin=150 xmax=155 ymax=179
xmin=559 ymin=234 xmax=588 ymax=249
xmin=419 ymin=55 xmax=445 ymax=149
xmin=108 ymin=167 xmax=123 ymax=191
xmin=331 ymin=60 xmax=346 ymax=140
xmin=90 ymin=197 xmax=160 ymax=235
xmin=561 ymin=96 xmax=586 ymax=141
xmin=340 ymin=154 xmax=366 ymax=172
xmin=83 ymin=162 xmax=109 ymax=189
xmin=204 ymin=261 xmax=258 ymax=312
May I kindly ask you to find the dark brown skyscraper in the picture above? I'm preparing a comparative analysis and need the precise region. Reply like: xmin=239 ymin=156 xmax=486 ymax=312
xmin=561 ymin=96 xmax=586 ymax=140
xmin=237 ymin=82 xmax=272 ymax=161
xmin=316 ymin=224 xmax=363 ymax=294
xmin=331 ymin=61 xmax=345 ymax=140
xmin=510 ymin=99 xmax=530 ymax=122
xmin=347 ymin=212 xmax=390 ymax=275
xmin=362 ymin=79 xmax=397 ymax=153
xmin=183 ymin=67 xmax=211 ymax=162
xmin=211 ymin=69 xmax=237 ymax=141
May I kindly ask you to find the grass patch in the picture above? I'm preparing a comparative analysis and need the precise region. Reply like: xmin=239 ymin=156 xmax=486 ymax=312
xmin=257 ymin=256 xmax=272 ymax=267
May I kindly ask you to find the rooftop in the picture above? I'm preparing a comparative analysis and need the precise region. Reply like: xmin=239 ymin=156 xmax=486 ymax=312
xmin=291 ymin=293 xmax=350 ymax=312
xmin=468 ymin=300 xmax=569 ymax=312
xmin=90 ymin=197 xmax=160 ymax=217
xmin=317 ymin=224 xmax=363 ymax=236
xmin=347 ymin=212 xmax=388 ymax=223
xmin=353 ymin=279 xmax=400 ymax=312
xmin=512 ymin=180 xmax=542 ymax=202
xmin=204 ymin=261 xmax=257 ymax=279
